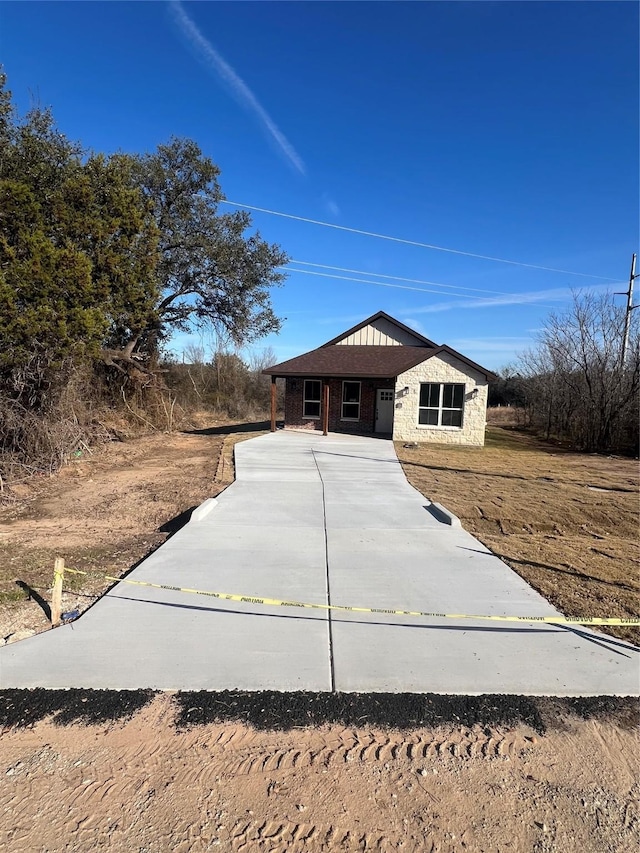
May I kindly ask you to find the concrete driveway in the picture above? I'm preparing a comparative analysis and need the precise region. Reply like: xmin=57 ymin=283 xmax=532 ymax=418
xmin=1 ymin=431 xmax=638 ymax=694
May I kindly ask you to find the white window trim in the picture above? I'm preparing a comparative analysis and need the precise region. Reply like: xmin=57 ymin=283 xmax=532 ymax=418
xmin=417 ymin=382 xmax=465 ymax=429
xmin=341 ymin=380 xmax=361 ymax=421
xmin=303 ymin=379 xmax=322 ymax=419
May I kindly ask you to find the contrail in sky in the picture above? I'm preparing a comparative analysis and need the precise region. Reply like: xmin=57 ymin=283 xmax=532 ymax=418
xmin=169 ymin=0 xmax=306 ymax=175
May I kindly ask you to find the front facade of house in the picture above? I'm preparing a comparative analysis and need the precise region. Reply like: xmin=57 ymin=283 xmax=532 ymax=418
xmin=263 ymin=312 xmax=496 ymax=446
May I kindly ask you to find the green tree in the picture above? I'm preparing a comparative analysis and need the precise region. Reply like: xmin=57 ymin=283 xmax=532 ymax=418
xmin=0 ymin=179 xmax=97 ymax=370
xmin=66 ymin=153 xmax=160 ymax=374
xmin=128 ymin=138 xmax=288 ymax=357
xmin=0 ymin=71 xmax=288 ymax=395
xmin=0 ymin=72 xmax=159 ymax=391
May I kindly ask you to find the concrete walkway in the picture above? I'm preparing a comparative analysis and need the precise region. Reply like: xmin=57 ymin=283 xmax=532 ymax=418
xmin=1 ymin=431 xmax=638 ymax=694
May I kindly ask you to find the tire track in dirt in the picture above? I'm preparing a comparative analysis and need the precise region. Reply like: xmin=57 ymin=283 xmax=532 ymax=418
xmin=2 ymin=724 xmax=529 ymax=810
xmin=201 ymin=726 xmax=531 ymax=778
xmin=228 ymin=817 xmax=399 ymax=852
xmin=1 ymin=721 xmax=522 ymax=852
xmin=4 ymin=698 xmax=638 ymax=853
xmin=226 ymin=814 xmax=465 ymax=853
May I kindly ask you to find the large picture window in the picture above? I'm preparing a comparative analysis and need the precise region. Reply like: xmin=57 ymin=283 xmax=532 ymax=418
xmin=303 ymin=379 xmax=322 ymax=418
xmin=418 ymin=383 xmax=464 ymax=427
xmin=341 ymin=381 xmax=361 ymax=420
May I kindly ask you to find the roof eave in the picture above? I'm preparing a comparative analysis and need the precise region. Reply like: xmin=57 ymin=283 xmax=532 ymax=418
xmin=262 ymin=369 xmax=399 ymax=379
xmin=426 ymin=346 xmax=498 ymax=381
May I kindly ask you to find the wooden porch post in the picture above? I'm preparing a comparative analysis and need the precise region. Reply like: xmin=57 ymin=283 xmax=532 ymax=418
xmin=270 ymin=376 xmax=277 ymax=432
xmin=322 ymin=379 xmax=329 ymax=436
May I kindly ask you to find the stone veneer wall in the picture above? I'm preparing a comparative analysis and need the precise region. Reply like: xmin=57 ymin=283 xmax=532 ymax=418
xmin=392 ymin=353 xmax=488 ymax=446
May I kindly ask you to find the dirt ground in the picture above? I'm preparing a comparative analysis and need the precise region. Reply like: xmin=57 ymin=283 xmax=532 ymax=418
xmin=0 ymin=419 xmax=268 ymax=643
xmin=1 ymin=692 xmax=638 ymax=853
xmin=0 ymin=419 xmax=638 ymax=852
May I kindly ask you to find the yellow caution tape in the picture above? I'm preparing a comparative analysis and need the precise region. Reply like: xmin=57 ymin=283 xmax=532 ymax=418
xmin=52 ymin=566 xmax=86 ymax=578
xmin=104 ymin=576 xmax=640 ymax=626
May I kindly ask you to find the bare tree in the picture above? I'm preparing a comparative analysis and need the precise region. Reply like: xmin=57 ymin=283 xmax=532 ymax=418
xmin=517 ymin=292 xmax=639 ymax=452
xmin=183 ymin=344 xmax=206 ymax=365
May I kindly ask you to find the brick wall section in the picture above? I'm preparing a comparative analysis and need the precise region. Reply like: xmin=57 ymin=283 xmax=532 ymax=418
xmin=284 ymin=377 xmax=395 ymax=434
xmin=284 ymin=378 xmax=315 ymax=430
xmin=393 ymin=353 xmax=488 ymax=446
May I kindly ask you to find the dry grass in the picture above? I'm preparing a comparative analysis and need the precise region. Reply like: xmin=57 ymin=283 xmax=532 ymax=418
xmin=0 ymin=418 xmax=270 ymax=641
xmin=485 ymin=405 xmax=527 ymax=427
xmin=396 ymin=426 xmax=640 ymax=644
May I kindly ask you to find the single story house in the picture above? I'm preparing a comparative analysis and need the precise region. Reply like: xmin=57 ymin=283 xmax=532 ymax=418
xmin=263 ymin=311 xmax=497 ymax=446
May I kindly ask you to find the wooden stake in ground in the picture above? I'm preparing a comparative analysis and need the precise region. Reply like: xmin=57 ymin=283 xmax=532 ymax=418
xmin=51 ymin=558 xmax=64 ymax=627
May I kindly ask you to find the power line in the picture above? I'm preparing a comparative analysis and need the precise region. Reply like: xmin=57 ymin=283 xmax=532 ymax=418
xmin=223 ymin=200 xmax=620 ymax=281
xmin=290 ymin=260 xmax=507 ymax=295
xmin=284 ymin=266 xmax=542 ymax=303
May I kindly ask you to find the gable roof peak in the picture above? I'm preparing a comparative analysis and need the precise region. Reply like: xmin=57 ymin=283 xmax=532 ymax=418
xmin=320 ymin=311 xmax=437 ymax=348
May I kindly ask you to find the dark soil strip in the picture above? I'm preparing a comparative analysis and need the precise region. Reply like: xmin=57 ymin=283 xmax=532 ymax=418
xmin=0 ymin=690 xmax=637 ymax=733
xmin=173 ymin=692 xmax=640 ymax=735
xmin=0 ymin=688 xmax=155 ymax=729
xmin=536 ymin=696 xmax=640 ymax=732
xmin=174 ymin=691 xmax=547 ymax=733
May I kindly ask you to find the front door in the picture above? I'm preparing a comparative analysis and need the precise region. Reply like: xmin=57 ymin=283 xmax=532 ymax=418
xmin=375 ymin=388 xmax=394 ymax=433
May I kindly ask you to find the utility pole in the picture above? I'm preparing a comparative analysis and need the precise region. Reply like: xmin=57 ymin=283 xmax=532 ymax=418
xmin=616 ymin=253 xmax=638 ymax=368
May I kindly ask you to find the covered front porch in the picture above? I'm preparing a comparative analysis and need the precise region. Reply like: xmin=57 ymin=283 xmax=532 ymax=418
xmin=268 ymin=375 xmax=397 ymax=436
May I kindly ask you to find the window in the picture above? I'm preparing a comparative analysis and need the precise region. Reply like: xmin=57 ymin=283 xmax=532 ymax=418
xmin=341 ymin=381 xmax=361 ymax=420
xmin=418 ymin=383 xmax=464 ymax=427
xmin=303 ymin=379 xmax=322 ymax=418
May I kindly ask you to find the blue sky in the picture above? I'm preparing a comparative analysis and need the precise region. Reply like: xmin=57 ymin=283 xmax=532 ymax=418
xmin=1 ymin=1 xmax=638 ymax=370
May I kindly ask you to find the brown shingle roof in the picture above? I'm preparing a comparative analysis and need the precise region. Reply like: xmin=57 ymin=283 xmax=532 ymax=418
xmin=262 ymin=345 xmax=434 ymax=378
xmin=263 ymin=343 xmax=497 ymax=380
xmin=262 ymin=312 xmax=497 ymax=380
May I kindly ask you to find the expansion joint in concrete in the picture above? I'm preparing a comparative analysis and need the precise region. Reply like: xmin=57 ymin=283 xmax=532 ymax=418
xmin=311 ymin=447 xmax=336 ymax=693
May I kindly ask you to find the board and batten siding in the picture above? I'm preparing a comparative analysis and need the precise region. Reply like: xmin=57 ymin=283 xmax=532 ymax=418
xmin=335 ymin=316 xmax=424 ymax=347
xmin=393 ymin=352 xmax=488 ymax=446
